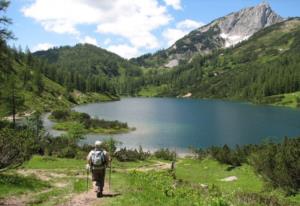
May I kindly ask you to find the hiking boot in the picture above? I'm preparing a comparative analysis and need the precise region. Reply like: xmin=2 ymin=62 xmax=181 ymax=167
xmin=96 ymin=192 xmax=103 ymax=198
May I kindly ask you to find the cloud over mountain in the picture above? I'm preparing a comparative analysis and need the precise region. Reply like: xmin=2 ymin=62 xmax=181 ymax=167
xmin=22 ymin=0 xmax=184 ymax=57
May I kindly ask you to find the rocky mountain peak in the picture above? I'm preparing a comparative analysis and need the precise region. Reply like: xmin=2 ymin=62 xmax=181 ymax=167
xmin=213 ymin=2 xmax=283 ymax=47
xmin=135 ymin=3 xmax=284 ymax=68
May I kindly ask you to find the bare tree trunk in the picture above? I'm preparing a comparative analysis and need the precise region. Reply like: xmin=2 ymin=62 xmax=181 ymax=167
xmin=12 ymin=83 xmax=16 ymax=128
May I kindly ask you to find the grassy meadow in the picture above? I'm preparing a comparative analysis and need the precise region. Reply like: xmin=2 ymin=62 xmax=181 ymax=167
xmin=1 ymin=155 xmax=299 ymax=206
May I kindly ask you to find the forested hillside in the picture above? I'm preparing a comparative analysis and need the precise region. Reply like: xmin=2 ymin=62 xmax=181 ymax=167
xmin=0 ymin=3 xmax=118 ymax=119
xmin=34 ymin=44 xmax=143 ymax=95
xmin=0 ymin=44 xmax=120 ymax=118
xmin=136 ymin=18 xmax=300 ymax=107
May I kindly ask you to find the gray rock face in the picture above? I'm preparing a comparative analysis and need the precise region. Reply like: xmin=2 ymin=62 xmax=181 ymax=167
xmin=164 ymin=2 xmax=283 ymax=67
xmin=215 ymin=2 xmax=284 ymax=47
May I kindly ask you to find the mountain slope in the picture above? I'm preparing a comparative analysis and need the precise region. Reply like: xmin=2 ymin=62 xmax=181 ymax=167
xmin=138 ymin=18 xmax=300 ymax=107
xmin=0 ymin=45 xmax=118 ymax=117
xmin=132 ymin=2 xmax=283 ymax=68
xmin=34 ymin=43 xmax=139 ymax=77
xmin=34 ymin=44 xmax=142 ymax=95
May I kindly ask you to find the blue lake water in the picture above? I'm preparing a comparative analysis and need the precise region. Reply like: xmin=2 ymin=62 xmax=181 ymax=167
xmin=69 ymin=98 xmax=300 ymax=152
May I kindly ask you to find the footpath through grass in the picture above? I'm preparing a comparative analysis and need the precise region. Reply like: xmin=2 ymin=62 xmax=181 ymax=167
xmin=0 ymin=156 xmax=89 ymax=205
xmin=1 ymin=155 xmax=299 ymax=206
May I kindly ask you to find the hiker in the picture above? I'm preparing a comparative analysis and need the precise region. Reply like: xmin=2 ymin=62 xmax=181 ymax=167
xmin=87 ymin=140 xmax=110 ymax=198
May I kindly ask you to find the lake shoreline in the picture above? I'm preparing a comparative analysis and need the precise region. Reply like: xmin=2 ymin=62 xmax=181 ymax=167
xmin=72 ymin=97 xmax=300 ymax=150
xmin=136 ymin=93 xmax=300 ymax=109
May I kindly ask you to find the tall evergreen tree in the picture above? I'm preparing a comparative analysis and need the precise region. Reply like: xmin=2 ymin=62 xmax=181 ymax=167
xmin=1 ymin=75 xmax=24 ymax=127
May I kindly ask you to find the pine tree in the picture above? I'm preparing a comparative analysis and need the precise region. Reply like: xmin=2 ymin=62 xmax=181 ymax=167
xmin=1 ymin=75 xmax=24 ymax=127
xmin=0 ymin=0 xmax=13 ymax=41
xmin=33 ymin=68 xmax=44 ymax=94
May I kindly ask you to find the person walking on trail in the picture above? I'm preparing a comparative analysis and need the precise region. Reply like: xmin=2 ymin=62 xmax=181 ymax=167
xmin=87 ymin=140 xmax=110 ymax=198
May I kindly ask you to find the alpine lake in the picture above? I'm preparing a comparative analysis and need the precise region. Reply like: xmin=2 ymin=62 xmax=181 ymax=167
xmin=44 ymin=98 xmax=300 ymax=153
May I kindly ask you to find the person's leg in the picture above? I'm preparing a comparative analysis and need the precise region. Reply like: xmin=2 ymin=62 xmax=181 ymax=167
xmin=99 ymin=169 xmax=106 ymax=193
xmin=92 ymin=170 xmax=101 ymax=193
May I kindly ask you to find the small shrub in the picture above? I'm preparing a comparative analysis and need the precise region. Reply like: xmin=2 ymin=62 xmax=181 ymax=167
xmin=154 ymin=148 xmax=176 ymax=161
xmin=50 ymin=110 xmax=70 ymax=121
xmin=115 ymin=146 xmax=150 ymax=162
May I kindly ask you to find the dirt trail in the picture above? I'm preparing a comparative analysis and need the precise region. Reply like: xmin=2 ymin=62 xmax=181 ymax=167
xmin=0 ymin=197 xmax=27 ymax=206
xmin=59 ymin=161 xmax=172 ymax=206
xmin=129 ymin=161 xmax=171 ymax=172
xmin=58 ymin=181 xmax=119 ymax=206
xmin=0 ymin=189 xmax=53 ymax=206
xmin=1 ymin=160 xmax=172 ymax=206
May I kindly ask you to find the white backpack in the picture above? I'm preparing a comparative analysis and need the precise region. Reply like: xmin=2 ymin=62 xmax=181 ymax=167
xmin=91 ymin=150 xmax=106 ymax=167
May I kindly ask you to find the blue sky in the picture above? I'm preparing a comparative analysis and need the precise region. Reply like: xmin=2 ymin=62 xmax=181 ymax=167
xmin=6 ymin=0 xmax=300 ymax=58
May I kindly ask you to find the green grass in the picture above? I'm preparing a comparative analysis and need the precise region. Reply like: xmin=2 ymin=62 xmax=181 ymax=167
xmin=13 ymin=156 xmax=92 ymax=206
xmin=104 ymin=171 xmax=231 ymax=206
xmin=268 ymin=91 xmax=300 ymax=108
xmin=52 ymin=121 xmax=134 ymax=134
xmin=71 ymin=91 xmax=119 ymax=104
xmin=0 ymin=173 xmax=50 ymax=199
xmin=2 ymin=156 xmax=299 ymax=206
xmin=138 ymin=85 xmax=169 ymax=97
xmin=104 ymin=158 xmax=300 ymax=206
xmin=89 ymin=127 xmax=134 ymax=134
xmin=112 ymin=158 xmax=162 ymax=169
xmin=176 ymin=158 xmax=263 ymax=193
xmin=138 ymin=85 xmax=162 ymax=97
xmin=23 ymin=155 xmax=159 ymax=171
xmin=23 ymin=155 xmax=85 ymax=170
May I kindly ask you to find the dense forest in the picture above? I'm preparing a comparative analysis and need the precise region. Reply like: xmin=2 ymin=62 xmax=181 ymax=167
xmin=33 ymin=44 xmax=144 ymax=95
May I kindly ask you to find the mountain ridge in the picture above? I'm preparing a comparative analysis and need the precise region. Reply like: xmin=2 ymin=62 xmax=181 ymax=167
xmin=136 ymin=17 xmax=300 ymax=108
xmin=131 ymin=2 xmax=284 ymax=68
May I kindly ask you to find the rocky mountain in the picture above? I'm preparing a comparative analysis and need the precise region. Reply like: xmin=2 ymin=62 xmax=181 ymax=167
xmin=132 ymin=2 xmax=284 ymax=68
xmin=138 ymin=17 xmax=300 ymax=107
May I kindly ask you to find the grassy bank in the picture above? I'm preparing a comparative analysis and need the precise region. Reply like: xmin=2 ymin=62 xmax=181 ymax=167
xmin=259 ymin=91 xmax=300 ymax=108
xmin=52 ymin=121 xmax=134 ymax=135
xmin=49 ymin=109 xmax=134 ymax=135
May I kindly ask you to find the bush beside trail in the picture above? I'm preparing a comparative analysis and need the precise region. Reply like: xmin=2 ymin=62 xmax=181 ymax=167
xmin=191 ymin=137 xmax=300 ymax=194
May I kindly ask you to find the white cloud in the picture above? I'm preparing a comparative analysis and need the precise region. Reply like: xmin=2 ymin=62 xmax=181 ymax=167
xmin=163 ymin=0 xmax=182 ymax=10
xmin=32 ymin=42 xmax=54 ymax=52
xmin=163 ymin=19 xmax=204 ymax=46
xmin=106 ymin=44 xmax=139 ymax=59
xmin=80 ymin=36 xmax=98 ymax=46
xmin=96 ymin=0 xmax=171 ymax=49
xmin=177 ymin=19 xmax=204 ymax=30
xmin=103 ymin=38 xmax=111 ymax=45
xmin=22 ymin=0 xmax=99 ymax=35
xmin=162 ymin=28 xmax=186 ymax=47
xmin=22 ymin=0 xmax=171 ymax=51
